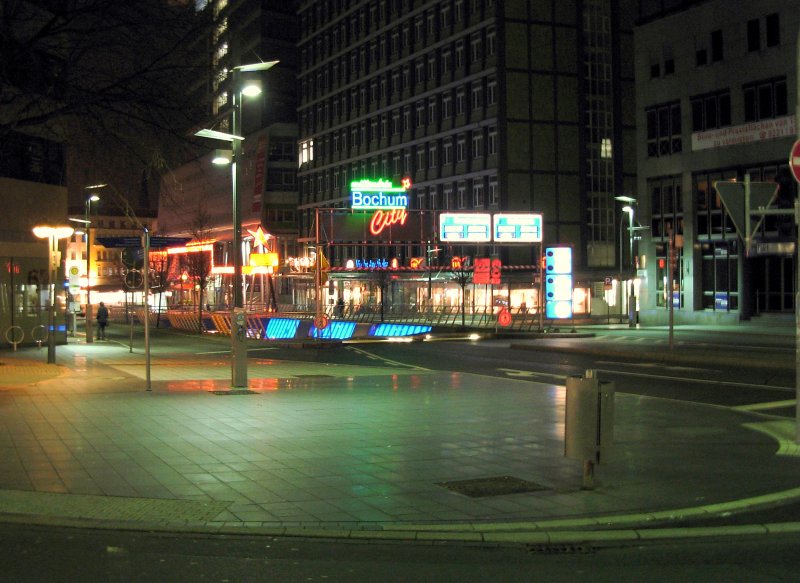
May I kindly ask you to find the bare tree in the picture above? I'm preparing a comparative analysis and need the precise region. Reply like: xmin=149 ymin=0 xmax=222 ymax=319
xmin=1 ymin=0 xmax=211 ymax=202
xmin=451 ymin=257 xmax=472 ymax=327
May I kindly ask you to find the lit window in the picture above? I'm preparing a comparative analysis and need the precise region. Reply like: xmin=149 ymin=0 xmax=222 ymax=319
xmin=299 ymin=139 xmax=314 ymax=167
xmin=601 ymin=138 xmax=612 ymax=159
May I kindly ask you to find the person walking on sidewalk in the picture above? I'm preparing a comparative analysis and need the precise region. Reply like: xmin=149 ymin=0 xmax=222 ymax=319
xmin=96 ymin=301 xmax=109 ymax=340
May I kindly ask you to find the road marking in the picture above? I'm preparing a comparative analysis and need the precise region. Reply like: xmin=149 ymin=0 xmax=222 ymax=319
xmin=743 ymin=420 xmax=800 ymax=456
xmin=497 ymin=368 xmax=566 ymax=382
xmin=498 ymin=366 xmax=791 ymax=393
xmin=595 ymin=360 xmax=709 ymax=372
xmin=346 ymin=346 xmax=429 ymax=370
xmin=733 ymin=399 xmax=796 ymax=412
xmin=594 ymin=368 xmax=793 ymax=392
xmin=195 ymin=348 xmax=276 ymax=355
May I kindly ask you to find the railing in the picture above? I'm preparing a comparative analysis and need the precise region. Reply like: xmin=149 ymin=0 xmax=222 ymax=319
xmin=141 ymin=304 xmax=548 ymax=336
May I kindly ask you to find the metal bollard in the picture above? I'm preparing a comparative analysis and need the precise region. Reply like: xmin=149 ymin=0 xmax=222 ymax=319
xmin=564 ymin=369 xmax=614 ymax=489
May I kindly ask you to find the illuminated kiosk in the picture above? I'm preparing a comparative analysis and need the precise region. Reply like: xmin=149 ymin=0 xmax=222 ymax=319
xmin=314 ymin=177 xmax=551 ymax=326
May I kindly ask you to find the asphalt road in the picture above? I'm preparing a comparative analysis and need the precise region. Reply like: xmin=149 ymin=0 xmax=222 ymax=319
xmin=2 ymin=522 xmax=799 ymax=583
xmin=246 ymin=335 xmax=794 ymax=413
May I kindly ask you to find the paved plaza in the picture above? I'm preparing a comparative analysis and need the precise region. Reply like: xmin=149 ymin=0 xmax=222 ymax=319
xmin=1 ymin=326 xmax=799 ymax=544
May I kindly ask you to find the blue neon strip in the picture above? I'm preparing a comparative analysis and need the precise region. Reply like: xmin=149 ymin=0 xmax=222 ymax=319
xmin=368 ymin=323 xmax=432 ymax=337
xmin=309 ymin=321 xmax=357 ymax=340
xmin=265 ymin=318 xmax=301 ymax=339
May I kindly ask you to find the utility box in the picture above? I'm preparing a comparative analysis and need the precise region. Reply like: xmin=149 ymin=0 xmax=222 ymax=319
xmin=564 ymin=370 xmax=614 ymax=464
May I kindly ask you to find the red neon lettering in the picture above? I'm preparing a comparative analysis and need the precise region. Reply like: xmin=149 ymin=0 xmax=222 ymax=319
xmin=369 ymin=209 xmax=408 ymax=236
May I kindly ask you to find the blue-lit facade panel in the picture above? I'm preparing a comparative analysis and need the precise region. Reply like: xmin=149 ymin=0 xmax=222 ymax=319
xmin=265 ymin=318 xmax=301 ymax=339
xmin=368 ymin=323 xmax=432 ymax=337
xmin=309 ymin=321 xmax=357 ymax=340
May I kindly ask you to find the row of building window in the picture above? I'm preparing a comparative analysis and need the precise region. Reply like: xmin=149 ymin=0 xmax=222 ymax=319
xmin=303 ymin=74 xmax=497 ymax=136
xmin=301 ymin=126 xmax=497 ymax=198
xmin=300 ymin=0 xmax=495 ymax=47
xmin=303 ymin=18 xmax=496 ymax=79
xmin=650 ymin=12 xmax=781 ymax=79
xmin=413 ymin=176 xmax=499 ymax=210
xmin=649 ymin=163 xmax=791 ymax=245
xmin=301 ymin=26 xmax=496 ymax=115
xmin=646 ymin=76 xmax=787 ymax=157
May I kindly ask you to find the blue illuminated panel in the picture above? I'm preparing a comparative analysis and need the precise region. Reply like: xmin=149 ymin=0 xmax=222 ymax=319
xmin=265 ymin=318 xmax=301 ymax=339
xmin=369 ymin=323 xmax=432 ymax=337
xmin=309 ymin=321 xmax=357 ymax=340
xmin=545 ymin=247 xmax=573 ymax=319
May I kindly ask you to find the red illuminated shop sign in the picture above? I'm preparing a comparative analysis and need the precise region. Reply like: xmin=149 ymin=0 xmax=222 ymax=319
xmin=370 ymin=208 xmax=407 ymax=236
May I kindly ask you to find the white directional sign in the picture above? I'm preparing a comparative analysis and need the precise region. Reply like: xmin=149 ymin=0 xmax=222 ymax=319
xmin=439 ymin=213 xmax=492 ymax=242
xmin=493 ymin=213 xmax=543 ymax=243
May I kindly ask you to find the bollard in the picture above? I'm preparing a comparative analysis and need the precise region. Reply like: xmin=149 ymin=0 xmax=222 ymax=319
xmin=564 ymin=369 xmax=614 ymax=489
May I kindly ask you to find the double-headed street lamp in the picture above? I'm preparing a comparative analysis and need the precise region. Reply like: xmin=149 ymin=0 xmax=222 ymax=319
xmin=196 ymin=60 xmax=278 ymax=389
xmin=32 ymin=225 xmax=74 ymax=363
xmin=83 ymin=187 xmax=103 ymax=343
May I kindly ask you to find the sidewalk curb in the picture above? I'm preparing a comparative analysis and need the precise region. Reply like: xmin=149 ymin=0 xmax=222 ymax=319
xmin=4 ymin=483 xmax=800 ymax=545
xmin=1 ymin=511 xmax=798 ymax=547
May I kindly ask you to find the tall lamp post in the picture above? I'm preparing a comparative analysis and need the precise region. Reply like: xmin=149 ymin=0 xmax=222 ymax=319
xmin=84 ymin=187 xmax=103 ymax=343
xmin=196 ymin=60 xmax=278 ymax=389
xmin=615 ymin=196 xmax=637 ymax=326
xmin=32 ymin=225 xmax=74 ymax=363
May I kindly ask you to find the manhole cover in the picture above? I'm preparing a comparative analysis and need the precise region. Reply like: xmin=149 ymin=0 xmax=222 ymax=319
xmin=437 ymin=475 xmax=547 ymax=498
xmin=210 ymin=390 xmax=257 ymax=395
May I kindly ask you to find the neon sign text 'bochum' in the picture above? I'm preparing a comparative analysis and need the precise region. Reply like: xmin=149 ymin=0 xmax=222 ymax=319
xmin=350 ymin=179 xmax=410 ymax=210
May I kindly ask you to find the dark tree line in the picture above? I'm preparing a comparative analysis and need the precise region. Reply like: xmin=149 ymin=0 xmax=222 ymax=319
xmin=0 ymin=0 xmax=212 ymax=203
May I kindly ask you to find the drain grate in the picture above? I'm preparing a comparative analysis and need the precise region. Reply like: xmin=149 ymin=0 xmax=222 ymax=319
xmin=437 ymin=475 xmax=547 ymax=498
xmin=210 ymin=390 xmax=257 ymax=395
xmin=527 ymin=544 xmax=593 ymax=555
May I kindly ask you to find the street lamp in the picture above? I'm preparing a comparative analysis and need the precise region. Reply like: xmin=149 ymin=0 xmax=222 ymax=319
xmin=622 ymin=205 xmax=634 ymax=270
xmin=84 ymin=188 xmax=103 ymax=343
xmin=615 ymin=196 xmax=637 ymax=327
xmin=32 ymin=225 xmax=74 ymax=363
xmin=195 ymin=59 xmax=278 ymax=389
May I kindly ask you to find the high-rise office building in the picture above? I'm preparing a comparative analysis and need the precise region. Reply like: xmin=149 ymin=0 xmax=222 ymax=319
xmin=297 ymin=0 xmax=637 ymax=312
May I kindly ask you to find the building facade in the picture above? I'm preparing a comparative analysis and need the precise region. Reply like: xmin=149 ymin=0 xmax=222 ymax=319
xmin=296 ymin=0 xmax=638 ymax=314
xmin=634 ymin=0 xmax=799 ymax=324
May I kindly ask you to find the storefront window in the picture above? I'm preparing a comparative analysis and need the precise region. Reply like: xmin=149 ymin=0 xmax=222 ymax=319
xmin=699 ymin=241 xmax=738 ymax=311
xmin=655 ymin=243 xmax=684 ymax=308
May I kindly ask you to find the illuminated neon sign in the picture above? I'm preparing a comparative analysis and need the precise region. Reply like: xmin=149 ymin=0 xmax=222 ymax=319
xmin=370 ymin=208 xmax=407 ymax=236
xmin=350 ymin=178 xmax=411 ymax=210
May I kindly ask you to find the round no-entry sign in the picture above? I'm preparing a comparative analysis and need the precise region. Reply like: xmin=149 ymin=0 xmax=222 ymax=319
xmin=790 ymin=139 xmax=800 ymax=184
xmin=497 ymin=308 xmax=512 ymax=327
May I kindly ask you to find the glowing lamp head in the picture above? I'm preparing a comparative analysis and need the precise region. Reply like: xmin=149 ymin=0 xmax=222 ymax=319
xmin=212 ymin=149 xmax=232 ymax=165
xmin=33 ymin=226 xmax=74 ymax=240
xmin=241 ymin=79 xmax=263 ymax=97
